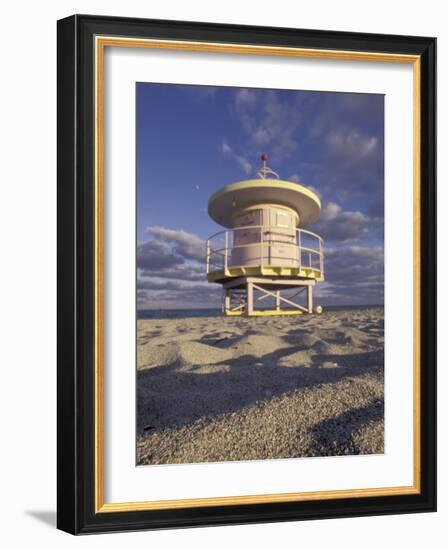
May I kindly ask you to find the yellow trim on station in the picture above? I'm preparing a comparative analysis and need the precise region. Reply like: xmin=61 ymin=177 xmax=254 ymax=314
xmin=208 ymin=265 xmax=324 ymax=282
xmin=225 ymin=309 xmax=304 ymax=317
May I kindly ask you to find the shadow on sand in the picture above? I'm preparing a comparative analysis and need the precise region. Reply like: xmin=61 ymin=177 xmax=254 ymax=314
xmin=307 ymin=399 xmax=384 ymax=456
xmin=137 ymin=345 xmax=383 ymax=435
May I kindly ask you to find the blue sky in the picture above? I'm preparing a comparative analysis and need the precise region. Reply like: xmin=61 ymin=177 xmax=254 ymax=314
xmin=136 ymin=83 xmax=384 ymax=309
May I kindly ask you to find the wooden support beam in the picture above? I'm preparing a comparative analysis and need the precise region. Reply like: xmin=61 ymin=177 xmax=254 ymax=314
xmin=252 ymin=283 xmax=307 ymax=312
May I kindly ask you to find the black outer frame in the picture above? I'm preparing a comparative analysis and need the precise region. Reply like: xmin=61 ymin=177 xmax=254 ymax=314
xmin=57 ymin=14 xmax=436 ymax=535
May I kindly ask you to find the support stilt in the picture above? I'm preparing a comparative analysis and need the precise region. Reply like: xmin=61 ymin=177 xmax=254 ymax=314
xmin=224 ymin=289 xmax=230 ymax=314
xmin=246 ymin=282 xmax=254 ymax=316
xmin=307 ymin=284 xmax=313 ymax=313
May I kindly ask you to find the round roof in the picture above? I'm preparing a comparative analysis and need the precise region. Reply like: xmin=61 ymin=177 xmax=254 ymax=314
xmin=208 ymin=179 xmax=321 ymax=228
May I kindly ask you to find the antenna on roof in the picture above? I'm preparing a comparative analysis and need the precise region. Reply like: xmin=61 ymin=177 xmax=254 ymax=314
xmin=257 ymin=153 xmax=279 ymax=179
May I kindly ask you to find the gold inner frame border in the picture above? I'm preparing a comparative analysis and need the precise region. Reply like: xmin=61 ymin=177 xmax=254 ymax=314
xmin=94 ymin=36 xmax=421 ymax=513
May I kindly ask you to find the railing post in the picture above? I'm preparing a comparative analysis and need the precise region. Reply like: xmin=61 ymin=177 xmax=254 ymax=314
xmin=224 ymin=231 xmax=228 ymax=271
xmin=298 ymin=229 xmax=302 ymax=268
xmin=319 ymin=238 xmax=324 ymax=277
xmin=260 ymin=227 xmax=264 ymax=268
xmin=206 ymin=240 xmax=210 ymax=273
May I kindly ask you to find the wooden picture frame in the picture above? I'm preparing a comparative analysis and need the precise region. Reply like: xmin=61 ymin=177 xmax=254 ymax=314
xmin=57 ymin=14 xmax=436 ymax=534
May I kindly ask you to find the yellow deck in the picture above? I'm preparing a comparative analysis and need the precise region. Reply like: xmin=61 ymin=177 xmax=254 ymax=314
xmin=207 ymin=265 xmax=323 ymax=283
xmin=225 ymin=309 xmax=304 ymax=317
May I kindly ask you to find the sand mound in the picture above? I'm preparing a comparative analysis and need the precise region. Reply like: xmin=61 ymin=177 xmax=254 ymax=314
xmin=138 ymin=340 xmax=236 ymax=370
xmin=137 ymin=343 xmax=179 ymax=370
xmin=310 ymin=339 xmax=335 ymax=353
xmin=176 ymin=341 xmax=235 ymax=365
xmin=277 ymin=349 xmax=314 ymax=368
xmin=228 ymin=333 xmax=288 ymax=356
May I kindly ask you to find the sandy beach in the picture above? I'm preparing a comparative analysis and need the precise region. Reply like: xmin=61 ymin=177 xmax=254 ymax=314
xmin=137 ymin=307 xmax=384 ymax=465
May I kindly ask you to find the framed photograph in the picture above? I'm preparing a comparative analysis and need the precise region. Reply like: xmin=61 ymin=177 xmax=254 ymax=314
xmin=57 ymin=14 xmax=436 ymax=534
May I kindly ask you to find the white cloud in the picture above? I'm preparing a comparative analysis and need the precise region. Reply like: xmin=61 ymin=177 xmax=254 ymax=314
xmin=138 ymin=278 xmax=209 ymax=291
xmin=140 ymin=262 xmax=205 ymax=282
xmin=252 ymin=127 xmax=271 ymax=146
xmin=137 ymin=239 xmax=183 ymax=270
xmin=230 ymin=89 xmax=303 ymax=163
xmin=326 ymin=129 xmax=378 ymax=161
xmin=310 ymin=202 xmax=380 ymax=243
xmin=235 ymin=155 xmax=252 ymax=175
xmin=235 ymin=88 xmax=257 ymax=107
xmin=315 ymin=245 xmax=384 ymax=305
xmin=146 ymin=226 xmax=204 ymax=262
xmin=137 ymin=227 xmax=214 ymax=309
xmin=221 ymin=140 xmax=252 ymax=175
xmin=222 ymin=140 xmax=232 ymax=154
xmin=320 ymin=202 xmax=342 ymax=221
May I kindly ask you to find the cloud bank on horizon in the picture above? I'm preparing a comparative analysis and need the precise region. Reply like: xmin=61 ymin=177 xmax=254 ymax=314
xmin=136 ymin=84 xmax=384 ymax=309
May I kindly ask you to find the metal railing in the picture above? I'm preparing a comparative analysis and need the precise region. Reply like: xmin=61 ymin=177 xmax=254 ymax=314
xmin=206 ymin=225 xmax=324 ymax=276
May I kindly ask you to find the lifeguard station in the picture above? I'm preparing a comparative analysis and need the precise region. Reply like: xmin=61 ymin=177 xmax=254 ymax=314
xmin=206 ymin=155 xmax=324 ymax=316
